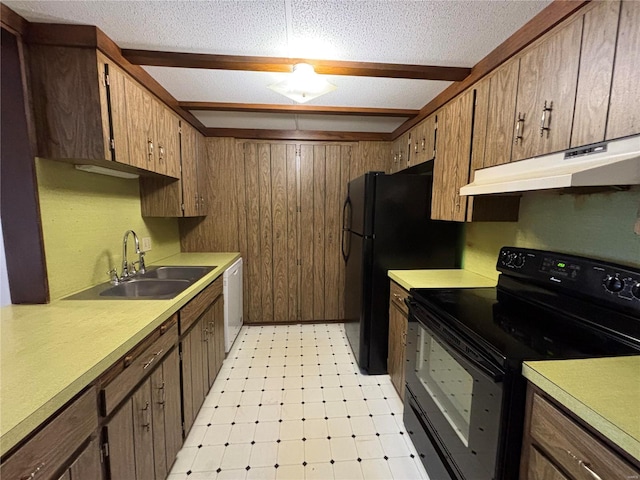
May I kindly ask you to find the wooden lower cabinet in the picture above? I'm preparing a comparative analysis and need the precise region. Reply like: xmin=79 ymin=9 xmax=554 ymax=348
xmin=520 ymin=384 xmax=640 ymax=480
xmin=181 ymin=278 xmax=225 ymax=434
xmin=58 ymin=437 xmax=103 ymax=480
xmin=105 ymin=347 xmax=182 ymax=480
xmin=0 ymin=388 xmax=99 ymax=480
xmin=388 ymin=281 xmax=409 ymax=400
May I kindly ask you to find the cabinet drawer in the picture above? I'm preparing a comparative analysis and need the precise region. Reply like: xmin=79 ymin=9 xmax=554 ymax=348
xmin=390 ymin=281 xmax=409 ymax=317
xmin=529 ymin=392 xmax=638 ymax=480
xmin=1 ymin=388 xmax=98 ymax=480
xmin=180 ymin=277 xmax=223 ymax=334
xmin=101 ymin=320 xmax=178 ymax=416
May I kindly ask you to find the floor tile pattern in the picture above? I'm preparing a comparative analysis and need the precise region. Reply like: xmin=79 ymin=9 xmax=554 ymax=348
xmin=169 ymin=323 xmax=429 ymax=480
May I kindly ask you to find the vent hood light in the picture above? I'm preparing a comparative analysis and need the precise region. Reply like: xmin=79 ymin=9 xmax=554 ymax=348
xmin=269 ymin=63 xmax=337 ymax=104
xmin=75 ymin=165 xmax=139 ymax=179
xmin=460 ymin=135 xmax=640 ymax=196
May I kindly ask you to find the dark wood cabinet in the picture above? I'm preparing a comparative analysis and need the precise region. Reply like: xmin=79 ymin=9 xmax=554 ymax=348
xmin=520 ymin=384 xmax=639 ymax=480
xmin=606 ymin=0 xmax=640 ymax=140
xmin=388 ymin=281 xmax=409 ymax=400
xmin=0 ymin=388 xmax=99 ymax=480
xmin=431 ymin=91 xmax=474 ymax=222
xmin=180 ymin=276 xmax=225 ymax=433
xmin=512 ymin=15 xmax=582 ymax=162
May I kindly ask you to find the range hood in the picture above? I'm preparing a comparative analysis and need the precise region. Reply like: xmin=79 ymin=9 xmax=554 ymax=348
xmin=460 ymin=134 xmax=640 ymax=196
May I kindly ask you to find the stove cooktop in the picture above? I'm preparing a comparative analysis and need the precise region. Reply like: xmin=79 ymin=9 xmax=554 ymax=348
xmin=410 ymin=284 xmax=640 ymax=370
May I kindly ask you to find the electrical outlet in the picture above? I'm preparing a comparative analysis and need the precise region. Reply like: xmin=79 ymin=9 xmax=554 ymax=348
xmin=142 ymin=237 xmax=152 ymax=251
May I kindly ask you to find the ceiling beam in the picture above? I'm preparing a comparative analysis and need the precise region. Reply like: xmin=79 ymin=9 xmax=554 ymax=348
xmin=122 ymin=50 xmax=471 ymax=81
xmin=204 ymin=128 xmax=391 ymax=142
xmin=180 ymin=102 xmax=418 ymax=118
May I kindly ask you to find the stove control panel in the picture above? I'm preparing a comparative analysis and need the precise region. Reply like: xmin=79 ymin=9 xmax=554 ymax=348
xmin=497 ymin=247 xmax=640 ymax=314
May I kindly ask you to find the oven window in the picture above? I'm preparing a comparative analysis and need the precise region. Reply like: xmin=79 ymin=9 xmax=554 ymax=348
xmin=417 ymin=325 xmax=473 ymax=446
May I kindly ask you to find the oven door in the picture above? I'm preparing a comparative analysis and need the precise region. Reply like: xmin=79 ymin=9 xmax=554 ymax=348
xmin=405 ymin=300 xmax=505 ymax=480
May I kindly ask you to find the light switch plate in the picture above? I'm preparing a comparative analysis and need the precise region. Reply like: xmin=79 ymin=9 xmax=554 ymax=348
xmin=142 ymin=237 xmax=152 ymax=251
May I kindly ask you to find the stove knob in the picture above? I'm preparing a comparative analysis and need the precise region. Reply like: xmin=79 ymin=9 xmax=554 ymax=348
xmin=632 ymin=282 xmax=640 ymax=299
xmin=603 ymin=275 xmax=624 ymax=293
xmin=513 ymin=254 xmax=525 ymax=268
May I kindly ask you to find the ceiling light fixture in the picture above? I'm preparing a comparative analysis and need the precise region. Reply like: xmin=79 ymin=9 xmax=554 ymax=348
xmin=269 ymin=63 xmax=337 ymax=104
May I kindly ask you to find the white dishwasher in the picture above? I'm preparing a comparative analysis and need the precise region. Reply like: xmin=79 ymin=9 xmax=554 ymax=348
xmin=223 ymin=258 xmax=243 ymax=353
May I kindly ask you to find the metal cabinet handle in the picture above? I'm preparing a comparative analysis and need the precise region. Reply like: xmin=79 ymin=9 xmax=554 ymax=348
xmin=421 ymin=138 xmax=426 ymax=151
xmin=200 ymin=195 xmax=205 ymax=208
xmin=158 ymin=144 xmax=165 ymax=163
xmin=563 ymin=449 xmax=603 ymax=480
xmin=142 ymin=349 xmax=163 ymax=370
xmin=414 ymin=141 xmax=419 ymax=153
xmin=20 ymin=462 xmax=45 ymax=480
xmin=393 ymin=154 xmax=398 ymax=164
xmin=141 ymin=401 xmax=151 ymax=431
xmin=157 ymin=381 xmax=166 ymax=407
xmin=514 ymin=113 xmax=525 ymax=145
xmin=148 ymin=139 xmax=154 ymax=162
xmin=540 ymin=101 xmax=553 ymax=138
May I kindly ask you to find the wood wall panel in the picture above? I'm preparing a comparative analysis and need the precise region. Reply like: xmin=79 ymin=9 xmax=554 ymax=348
xmin=312 ymin=146 xmax=326 ymax=321
xmin=338 ymin=146 xmax=351 ymax=320
xmin=324 ymin=146 xmax=342 ymax=320
xmin=258 ymin=144 xmax=274 ymax=322
xmin=286 ymin=145 xmax=299 ymax=322
xmin=244 ymin=143 xmax=262 ymax=323
xmin=271 ymin=144 xmax=288 ymax=322
xmin=299 ymin=145 xmax=315 ymax=321
xmin=235 ymin=141 xmax=250 ymax=322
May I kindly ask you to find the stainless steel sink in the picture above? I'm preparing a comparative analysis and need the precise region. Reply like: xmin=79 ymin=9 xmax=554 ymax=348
xmin=64 ymin=265 xmax=216 ymax=300
xmin=99 ymin=279 xmax=191 ymax=298
xmin=140 ymin=266 xmax=215 ymax=281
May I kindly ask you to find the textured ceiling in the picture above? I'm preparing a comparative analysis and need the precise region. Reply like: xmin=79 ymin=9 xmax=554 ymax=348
xmin=5 ymin=0 xmax=553 ymax=133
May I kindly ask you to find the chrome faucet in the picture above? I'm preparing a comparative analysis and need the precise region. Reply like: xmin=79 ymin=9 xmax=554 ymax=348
xmin=121 ymin=230 xmax=146 ymax=280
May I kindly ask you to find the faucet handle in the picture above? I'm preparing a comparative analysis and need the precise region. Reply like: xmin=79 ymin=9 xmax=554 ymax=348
xmin=136 ymin=251 xmax=147 ymax=274
xmin=107 ymin=268 xmax=120 ymax=285
xmin=128 ymin=261 xmax=137 ymax=276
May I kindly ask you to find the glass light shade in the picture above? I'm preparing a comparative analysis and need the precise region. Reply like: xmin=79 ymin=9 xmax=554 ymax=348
xmin=269 ymin=63 xmax=337 ymax=103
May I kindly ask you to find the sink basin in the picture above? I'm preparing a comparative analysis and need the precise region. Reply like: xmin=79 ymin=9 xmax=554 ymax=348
xmin=140 ymin=266 xmax=215 ymax=281
xmin=99 ymin=279 xmax=191 ymax=299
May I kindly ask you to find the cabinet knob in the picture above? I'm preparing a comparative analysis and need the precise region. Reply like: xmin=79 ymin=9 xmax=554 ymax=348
xmin=20 ymin=462 xmax=45 ymax=480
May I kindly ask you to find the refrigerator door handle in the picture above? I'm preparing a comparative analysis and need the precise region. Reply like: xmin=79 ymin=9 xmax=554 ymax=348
xmin=341 ymin=197 xmax=352 ymax=261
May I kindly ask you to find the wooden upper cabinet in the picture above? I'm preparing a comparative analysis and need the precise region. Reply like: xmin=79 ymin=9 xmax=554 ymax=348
xmin=126 ymin=78 xmax=158 ymax=172
xmin=512 ymin=16 xmax=582 ymax=161
xmin=431 ymin=91 xmax=474 ymax=222
xmin=484 ymin=59 xmax=520 ymax=167
xmin=606 ymin=0 xmax=640 ymax=140
xmin=181 ymin=122 xmax=200 ymax=216
xmin=103 ymin=58 xmax=131 ymax=165
xmin=29 ymin=46 xmax=112 ymax=161
xmin=161 ymin=108 xmax=181 ymax=179
xmin=571 ymin=0 xmax=620 ymax=147
xmin=408 ymin=115 xmax=436 ymax=168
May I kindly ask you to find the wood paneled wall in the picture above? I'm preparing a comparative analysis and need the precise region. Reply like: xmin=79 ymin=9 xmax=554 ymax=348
xmin=180 ymin=139 xmax=392 ymax=324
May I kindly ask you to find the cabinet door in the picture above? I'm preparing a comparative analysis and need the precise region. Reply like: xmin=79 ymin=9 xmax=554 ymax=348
xmin=181 ymin=123 xmax=199 ymax=216
xmin=163 ymin=109 xmax=181 ymax=179
xmin=512 ymin=17 xmax=582 ymax=161
xmin=69 ymin=437 xmax=102 ymax=480
xmin=132 ymin=380 xmax=154 ymax=480
xmin=388 ymin=301 xmax=407 ymax=400
xmin=214 ymin=295 xmax=225 ymax=377
xmin=202 ymin=306 xmax=218 ymax=388
xmin=125 ymin=76 xmax=156 ymax=171
xmin=422 ymin=114 xmax=437 ymax=163
xmin=153 ymin=102 xmax=168 ymax=176
xmin=162 ymin=348 xmax=183 ymax=473
xmin=150 ymin=366 xmax=168 ymax=480
xmin=431 ymin=91 xmax=474 ymax=221
xmin=181 ymin=318 xmax=208 ymax=433
xmin=105 ymin=398 xmax=136 ymax=480
xmin=196 ymin=131 xmax=209 ymax=214
xmin=572 ymin=0 xmax=620 ymax=147
xmin=606 ymin=0 xmax=640 ymax=140
xmin=390 ymin=138 xmax=402 ymax=172
xmin=526 ymin=448 xmax=569 ymax=480
xmin=484 ymin=59 xmax=519 ymax=167
xmin=105 ymin=61 xmax=131 ymax=166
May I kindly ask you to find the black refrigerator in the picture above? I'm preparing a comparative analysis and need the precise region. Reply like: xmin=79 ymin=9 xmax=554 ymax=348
xmin=342 ymin=171 xmax=462 ymax=374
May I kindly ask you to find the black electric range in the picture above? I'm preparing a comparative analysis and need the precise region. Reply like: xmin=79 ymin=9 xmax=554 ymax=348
xmin=403 ymin=247 xmax=640 ymax=480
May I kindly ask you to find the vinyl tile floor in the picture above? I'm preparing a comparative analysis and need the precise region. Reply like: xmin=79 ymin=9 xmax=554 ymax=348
xmin=168 ymin=323 xmax=430 ymax=480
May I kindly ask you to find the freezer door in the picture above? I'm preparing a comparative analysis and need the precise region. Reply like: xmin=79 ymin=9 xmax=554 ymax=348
xmin=347 ymin=172 xmax=379 ymax=237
